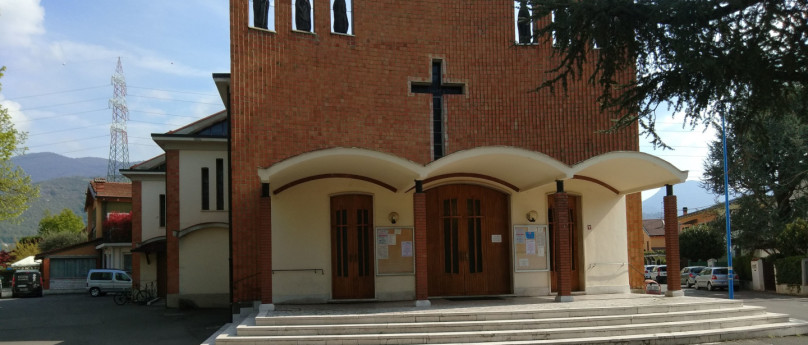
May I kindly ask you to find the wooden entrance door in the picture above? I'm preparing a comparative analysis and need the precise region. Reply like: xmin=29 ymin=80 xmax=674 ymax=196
xmin=426 ymin=184 xmax=511 ymax=296
xmin=331 ymin=194 xmax=374 ymax=299
xmin=550 ymin=195 xmax=582 ymax=292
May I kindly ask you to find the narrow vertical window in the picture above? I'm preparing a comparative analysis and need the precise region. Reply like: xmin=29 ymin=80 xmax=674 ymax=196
xmin=331 ymin=0 xmax=352 ymax=35
xmin=216 ymin=158 xmax=224 ymax=211
xmin=292 ymin=0 xmax=314 ymax=32
xmin=159 ymin=194 xmax=166 ymax=227
xmin=514 ymin=0 xmax=534 ymax=44
xmin=250 ymin=0 xmax=276 ymax=31
xmin=552 ymin=9 xmax=570 ymax=47
xmin=201 ymin=167 xmax=210 ymax=210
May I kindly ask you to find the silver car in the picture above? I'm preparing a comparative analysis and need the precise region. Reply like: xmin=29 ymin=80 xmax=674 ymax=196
xmin=694 ymin=267 xmax=739 ymax=291
xmin=680 ymin=266 xmax=706 ymax=288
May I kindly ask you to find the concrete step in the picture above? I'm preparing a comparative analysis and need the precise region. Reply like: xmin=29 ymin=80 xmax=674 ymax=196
xmin=255 ymin=299 xmax=744 ymax=326
xmin=216 ymin=313 xmax=792 ymax=344
xmin=238 ymin=306 xmax=767 ymax=336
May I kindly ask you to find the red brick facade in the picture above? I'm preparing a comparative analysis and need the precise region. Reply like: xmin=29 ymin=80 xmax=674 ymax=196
xmin=131 ymin=180 xmax=142 ymax=284
xmin=228 ymin=1 xmax=639 ymax=303
xmin=165 ymin=150 xmax=180 ymax=296
xmin=664 ymin=194 xmax=680 ymax=292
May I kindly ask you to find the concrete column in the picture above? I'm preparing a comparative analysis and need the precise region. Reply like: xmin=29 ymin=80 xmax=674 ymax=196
xmin=554 ymin=181 xmax=573 ymax=302
xmin=413 ymin=180 xmax=430 ymax=307
xmin=664 ymin=184 xmax=683 ymax=297
xmin=259 ymin=183 xmax=274 ymax=312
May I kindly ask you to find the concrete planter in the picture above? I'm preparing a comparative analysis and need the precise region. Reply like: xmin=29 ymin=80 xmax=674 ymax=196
xmin=775 ymin=283 xmax=808 ymax=296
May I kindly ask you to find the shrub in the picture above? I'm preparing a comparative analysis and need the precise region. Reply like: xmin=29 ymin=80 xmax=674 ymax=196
xmin=734 ymin=255 xmax=753 ymax=282
xmin=774 ymin=255 xmax=805 ymax=285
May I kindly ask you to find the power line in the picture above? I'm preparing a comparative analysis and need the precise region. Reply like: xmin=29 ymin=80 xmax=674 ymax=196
xmin=4 ymin=85 xmax=108 ymax=100
xmin=21 ymin=97 xmax=109 ymax=111
xmin=128 ymin=94 xmax=221 ymax=105
xmin=128 ymin=85 xmax=217 ymax=97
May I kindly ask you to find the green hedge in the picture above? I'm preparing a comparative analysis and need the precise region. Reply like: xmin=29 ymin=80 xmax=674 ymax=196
xmin=774 ymin=256 xmax=805 ymax=285
xmin=734 ymin=255 xmax=753 ymax=282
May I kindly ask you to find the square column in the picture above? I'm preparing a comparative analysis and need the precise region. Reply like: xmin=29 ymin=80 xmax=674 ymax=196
xmin=664 ymin=184 xmax=683 ymax=297
xmin=259 ymin=183 xmax=274 ymax=311
xmin=554 ymin=181 xmax=573 ymax=302
xmin=165 ymin=150 xmax=180 ymax=308
xmin=413 ymin=181 xmax=430 ymax=307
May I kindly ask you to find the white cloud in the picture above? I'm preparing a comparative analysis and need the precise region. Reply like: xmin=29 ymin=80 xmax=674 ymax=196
xmin=0 ymin=96 xmax=31 ymax=132
xmin=0 ymin=0 xmax=45 ymax=47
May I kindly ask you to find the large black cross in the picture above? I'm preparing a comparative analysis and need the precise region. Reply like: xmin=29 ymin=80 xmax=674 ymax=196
xmin=411 ymin=61 xmax=464 ymax=160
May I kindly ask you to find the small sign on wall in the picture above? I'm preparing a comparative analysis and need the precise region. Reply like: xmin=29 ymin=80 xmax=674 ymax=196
xmin=492 ymin=234 xmax=502 ymax=243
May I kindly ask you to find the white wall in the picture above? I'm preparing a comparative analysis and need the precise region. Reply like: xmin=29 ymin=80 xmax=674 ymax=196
xmin=141 ymin=178 xmax=166 ymax=241
xmin=179 ymin=227 xmax=229 ymax=308
xmin=271 ymin=178 xmax=411 ymax=303
xmin=179 ymin=150 xmax=228 ymax=230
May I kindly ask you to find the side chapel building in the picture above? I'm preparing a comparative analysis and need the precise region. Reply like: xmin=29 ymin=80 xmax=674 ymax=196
xmin=210 ymin=0 xmax=687 ymax=310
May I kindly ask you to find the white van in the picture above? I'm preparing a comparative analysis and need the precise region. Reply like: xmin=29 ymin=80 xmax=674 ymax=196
xmin=86 ymin=269 xmax=132 ymax=297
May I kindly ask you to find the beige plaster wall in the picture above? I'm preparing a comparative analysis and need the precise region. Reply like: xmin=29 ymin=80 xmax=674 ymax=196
xmin=141 ymin=178 xmax=166 ymax=241
xmin=271 ymin=178 xmax=411 ymax=303
xmin=179 ymin=227 xmax=229 ymax=308
xmin=138 ymin=254 xmax=158 ymax=287
xmin=178 ymin=150 xmax=228 ymax=229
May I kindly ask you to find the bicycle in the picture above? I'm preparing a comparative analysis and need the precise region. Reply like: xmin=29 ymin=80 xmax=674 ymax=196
xmin=114 ymin=282 xmax=156 ymax=305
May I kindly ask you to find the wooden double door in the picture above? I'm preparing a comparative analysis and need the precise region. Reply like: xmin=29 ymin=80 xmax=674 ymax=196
xmin=426 ymin=184 xmax=511 ymax=296
xmin=330 ymin=194 xmax=374 ymax=299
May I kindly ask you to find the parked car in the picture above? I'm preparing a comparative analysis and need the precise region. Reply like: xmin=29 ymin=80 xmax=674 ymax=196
xmin=11 ymin=270 xmax=44 ymax=298
xmin=86 ymin=269 xmax=132 ymax=297
xmin=644 ymin=265 xmax=658 ymax=279
xmin=694 ymin=267 xmax=740 ymax=291
xmin=680 ymin=266 xmax=706 ymax=288
xmin=651 ymin=265 xmax=667 ymax=284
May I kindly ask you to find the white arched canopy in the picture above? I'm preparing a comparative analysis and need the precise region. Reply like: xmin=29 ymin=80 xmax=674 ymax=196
xmin=257 ymin=147 xmax=688 ymax=195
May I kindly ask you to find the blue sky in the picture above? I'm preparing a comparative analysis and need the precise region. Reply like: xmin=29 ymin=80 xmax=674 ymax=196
xmin=0 ymin=0 xmax=228 ymax=162
xmin=0 ymin=0 xmax=716 ymax=197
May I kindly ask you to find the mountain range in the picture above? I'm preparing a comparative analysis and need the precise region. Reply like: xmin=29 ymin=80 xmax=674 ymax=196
xmin=0 ymin=153 xmax=113 ymax=245
xmin=641 ymin=180 xmax=735 ymax=219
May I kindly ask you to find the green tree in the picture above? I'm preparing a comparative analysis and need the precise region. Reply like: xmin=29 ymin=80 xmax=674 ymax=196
xmin=0 ymin=66 xmax=39 ymax=221
xmin=702 ymin=96 xmax=808 ymax=255
xmin=679 ymin=224 xmax=725 ymax=262
xmin=528 ymin=0 xmax=808 ymax=145
xmin=778 ymin=218 xmax=808 ymax=257
xmin=38 ymin=208 xmax=85 ymax=236
xmin=39 ymin=231 xmax=87 ymax=253
xmin=11 ymin=239 xmax=40 ymax=259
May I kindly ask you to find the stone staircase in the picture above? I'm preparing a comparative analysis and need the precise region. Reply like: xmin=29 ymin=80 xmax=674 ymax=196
xmin=208 ymin=297 xmax=808 ymax=345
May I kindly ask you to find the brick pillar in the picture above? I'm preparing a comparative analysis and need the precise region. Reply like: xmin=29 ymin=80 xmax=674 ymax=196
xmin=664 ymin=184 xmax=683 ymax=297
xmin=165 ymin=150 xmax=180 ymax=307
xmin=554 ymin=181 xmax=573 ymax=302
xmin=42 ymin=258 xmax=50 ymax=290
xmin=259 ymin=183 xmax=274 ymax=311
xmin=625 ymin=192 xmax=644 ymax=290
xmin=131 ymin=180 xmax=142 ymax=285
xmin=413 ymin=181 xmax=430 ymax=307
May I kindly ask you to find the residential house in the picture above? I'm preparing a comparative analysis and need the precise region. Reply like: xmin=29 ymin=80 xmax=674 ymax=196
xmin=85 ymin=178 xmax=132 ymax=271
xmin=642 ymin=219 xmax=666 ymax=252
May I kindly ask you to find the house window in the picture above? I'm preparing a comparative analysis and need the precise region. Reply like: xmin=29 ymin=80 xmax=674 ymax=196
xmin=514 ymin=0 xmax=535 ymax=44
xmin=202 ymin=167 xmax=210 ymax=210
xmin=292 ymin=0 xmax=314 ymax=32
xmin=159 ymin=194 xmax=166 ymax=227
xmin=250 ymin=0 xmax=276 ymax=31
xmin=216 ymin=159 xmax=224 ymax=211
xmin=331 ymin=0 xmax=352 ymax=35
xmin=123 ymin=254 xmax=132 ymax=273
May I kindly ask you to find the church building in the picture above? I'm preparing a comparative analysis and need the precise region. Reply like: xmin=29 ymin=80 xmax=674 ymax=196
xmin=214 ymin=0 xmax=687 ymax=311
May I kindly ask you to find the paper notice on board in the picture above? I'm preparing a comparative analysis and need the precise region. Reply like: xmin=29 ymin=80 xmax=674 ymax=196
xmin=515 ymin=232 xmax=526 ymax=244
xmin=401 ymin=241 xmax=413 ymax=257
xmin=377 ymin=233 xmax=388 ymax=245
xmin=377 ymin=244 xmax=389 ymax=259
xmin=526 ymin=231 xmax=535 ymax=239
xmin=537 ymin=246 xmax=545 ymax=257
xmin=388 ymin=233 xmax=396 ymax=245
xmin=519 ymin=258 xmax=529 ymax=267
xmin=526 ymin=239 xmax=536 ymax=255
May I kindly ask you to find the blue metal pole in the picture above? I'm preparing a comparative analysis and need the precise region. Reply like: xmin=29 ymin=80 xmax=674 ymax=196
xmin=721 ymin=112 xmax=734 ymax=299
